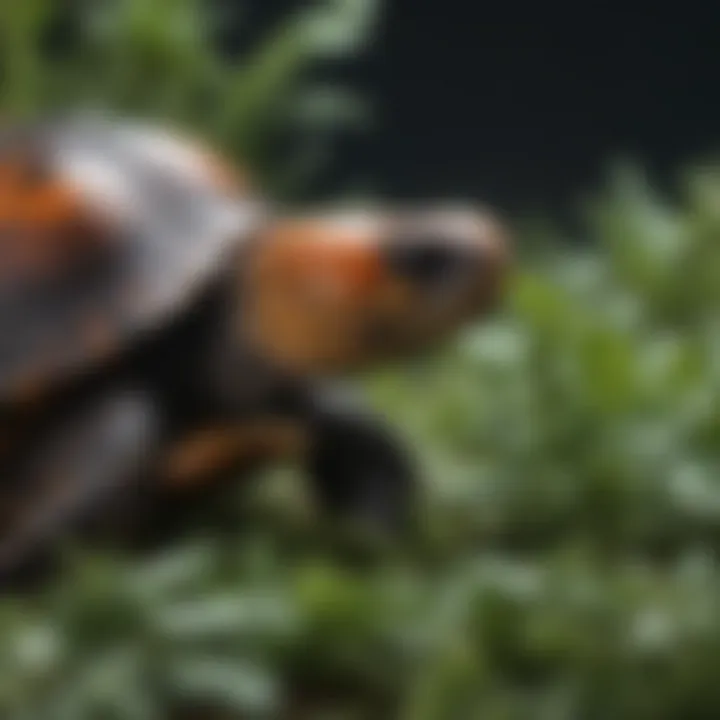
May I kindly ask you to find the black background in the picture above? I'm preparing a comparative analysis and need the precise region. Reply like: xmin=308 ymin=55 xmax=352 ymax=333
xmin=216 ymin=1 xmax=720 ymax=216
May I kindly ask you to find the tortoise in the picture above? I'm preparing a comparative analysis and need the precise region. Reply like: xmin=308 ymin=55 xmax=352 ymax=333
xmin=0 ymin=113 xmax=509 ymax=583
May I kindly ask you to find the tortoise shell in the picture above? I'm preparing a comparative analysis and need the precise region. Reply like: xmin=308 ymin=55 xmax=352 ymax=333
xmin=0 ymin=114 xmax=262 ymax=404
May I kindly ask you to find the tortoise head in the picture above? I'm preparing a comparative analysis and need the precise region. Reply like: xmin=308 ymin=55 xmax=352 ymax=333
xmin=242 ymin=205 xmax=511 ymax=375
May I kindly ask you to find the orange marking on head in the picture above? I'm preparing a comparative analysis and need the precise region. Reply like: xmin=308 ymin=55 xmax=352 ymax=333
xmin=255 ymin=220 xmax=385 ymax=302
xmin=242 ymin=217 xmax=394 ymax=373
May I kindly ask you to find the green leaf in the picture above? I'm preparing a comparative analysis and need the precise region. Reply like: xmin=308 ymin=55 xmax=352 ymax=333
xmin=166 ymin=656 xmax=279 ymax=715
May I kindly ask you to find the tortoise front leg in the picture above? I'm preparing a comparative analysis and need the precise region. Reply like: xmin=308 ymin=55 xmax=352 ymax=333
xmin=304 ymin=387 xmax=418 ymax=540
xmin=152 ymin=387 xmax=418 ymax=545
xmin=0 ymin=387 xmax=162 ymax=586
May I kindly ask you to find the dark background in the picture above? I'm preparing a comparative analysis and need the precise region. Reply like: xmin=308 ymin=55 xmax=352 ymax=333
xmin=239 ymin=0 xmax=720 ymax=218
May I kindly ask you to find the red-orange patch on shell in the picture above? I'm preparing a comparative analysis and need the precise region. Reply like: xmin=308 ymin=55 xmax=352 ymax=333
xmin=0 ymin=157 xmax=112 ymax=282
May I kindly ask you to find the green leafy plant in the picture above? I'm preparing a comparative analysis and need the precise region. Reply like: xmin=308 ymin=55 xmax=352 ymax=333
xmin=3 ymin=161 xmax=720 ymax=719
xmin=4 ymin=1 xmax=720 ymax=718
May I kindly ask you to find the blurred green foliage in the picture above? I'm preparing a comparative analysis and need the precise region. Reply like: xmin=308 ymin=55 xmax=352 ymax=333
xmin=3 ymin=1 xmax=720 ymax=718
xmin=0 ymin=0 xmax=377 ymax=199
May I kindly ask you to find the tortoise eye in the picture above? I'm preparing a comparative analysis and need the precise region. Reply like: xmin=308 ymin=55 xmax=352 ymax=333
xmin=384 ymin=236 xmax=468 ymax=285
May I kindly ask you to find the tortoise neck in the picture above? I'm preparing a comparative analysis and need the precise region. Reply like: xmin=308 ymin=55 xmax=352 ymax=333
xmin=202 ymin=265 xmax=309 ymax=416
